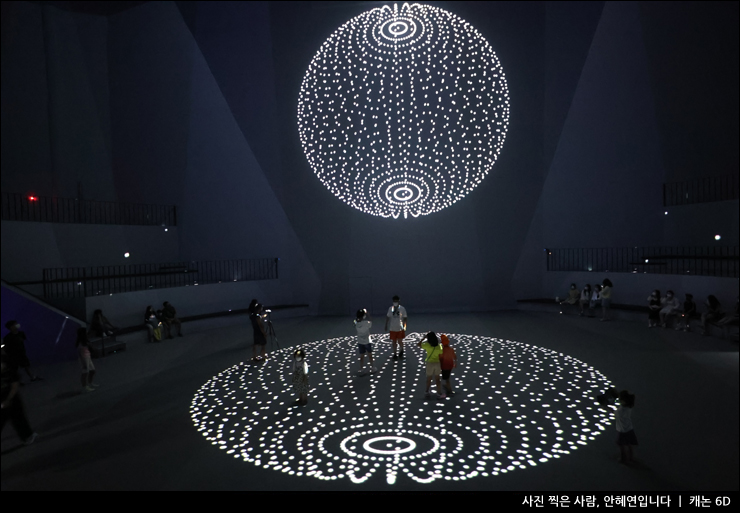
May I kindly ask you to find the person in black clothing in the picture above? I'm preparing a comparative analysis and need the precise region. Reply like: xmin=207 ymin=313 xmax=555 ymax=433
xmin=90 ymin=309 xmax=117 ymax=338
xmin=250 ymin=303 xmax=268 ymax=362
xmin=679 ymin=294 xmax=698 ymax=332
xmin=162 ymin=302 xmax=183 ymax=338
xmin=2 ymin=321 xmax=41 ymax=382
xmin=1 ymin=349 xmax=38 ymax=445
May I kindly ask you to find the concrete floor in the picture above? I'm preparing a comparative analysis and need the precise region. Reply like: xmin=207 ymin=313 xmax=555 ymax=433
xmin=1 ymin=310 xmax=737 ymax=491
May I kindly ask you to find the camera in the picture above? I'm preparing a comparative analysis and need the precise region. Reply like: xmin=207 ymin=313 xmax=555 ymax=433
xmin=596 ymin=387 xmax=619 ymax=406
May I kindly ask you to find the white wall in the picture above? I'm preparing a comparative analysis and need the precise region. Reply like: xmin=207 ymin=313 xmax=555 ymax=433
xmin=84 ymin=278 xmax=309 ymax=329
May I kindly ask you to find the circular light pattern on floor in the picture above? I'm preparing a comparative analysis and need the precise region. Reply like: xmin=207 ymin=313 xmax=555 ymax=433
xmin=297 ymin=3 xmax=510 ymax=219
xmin=191 ymin=333 xmax=614 ymax=486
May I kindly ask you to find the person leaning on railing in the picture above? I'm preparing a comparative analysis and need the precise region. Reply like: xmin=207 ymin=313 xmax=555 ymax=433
xmin=162 ymin=302 xmax=183 ymax=338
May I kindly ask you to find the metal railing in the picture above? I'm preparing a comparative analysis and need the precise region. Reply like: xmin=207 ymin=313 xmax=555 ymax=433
xmin=663 ymin=174 xmax=739 ymax=206
xmin=546 ymin=246 xmax=739 ymax=278
xmin=1 ymin=192 xmax=177 ymax=226
xmin=41 ymin=258 xmax=278 ymax=298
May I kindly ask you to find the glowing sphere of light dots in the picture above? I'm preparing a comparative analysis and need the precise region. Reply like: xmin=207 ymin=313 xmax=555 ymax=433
xmin=191 ymin=333 xmax=615 ymax=486
xmin=297 ymin=3 xmax=510 ymax=219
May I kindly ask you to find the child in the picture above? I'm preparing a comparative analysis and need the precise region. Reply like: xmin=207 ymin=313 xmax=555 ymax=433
xmin=559 ymin=284 xmax=580 ymax=314
xmin=418 ymin=332 xmax=444 ymax=399
xmin=76 ymin=328 xmax=98 ymax=392
xmin=354 ymin=309 xmax=377 ymax=375
xmin=439 ymin=334 xmax=457 ymax=396
xmin=615 ymin=390 xmax=637 ymax=464
xmin=292 ymin=349 xmax=309 ymax=405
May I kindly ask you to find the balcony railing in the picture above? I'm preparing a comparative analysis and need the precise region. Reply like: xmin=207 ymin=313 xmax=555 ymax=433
xmin=545 ymin=246 xmax=738 ymax=278
xmin=663 ymin=174 xmax=739 ymax=206
xmin=39 ymin=259 xmax=278 ymax=298
xmin=1 ymin=192 xmax=177 ymax=226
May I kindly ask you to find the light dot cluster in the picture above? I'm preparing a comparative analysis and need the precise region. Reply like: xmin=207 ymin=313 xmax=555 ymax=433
xmin=191 ymin=333 xmax=614 ymax=486
xmin=297 ymin=3 xmax=510 ymax=219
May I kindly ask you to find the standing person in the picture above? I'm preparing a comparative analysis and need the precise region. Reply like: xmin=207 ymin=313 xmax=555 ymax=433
xmin=716 ymin=297 xmax=739 ymax=339
xmin=90 ymin=309 xmax=117 ymax=338
xmin=647 ymin=290 xmax=661 ymax=328
xmin=589 ymin=285 xmax=602 ymax=318
xmin=700 ymin=295 xmax=725 ymax=337
xmin=2 ymin=321 xmax=41 ymax=382
xmin=291 ymin=349 xmax=309 ymax=405
xmin=559 ymin=284 xmax=580 ymax=314
xmin=439 ymin=334 xmax=457 ymax=397
xmin=250 ymin=303 xmax=268 ymax=361
xmin=579 ymin=284 xmax=592 ymax=317
xmin=354 ymin=309 xmax=377 ymax=375
xmin=418 ymin=332 xmax=445 ymax=399
xmin=659 ymin=290 xmax=680 ymax=328
xmin=1 ymin=350 xmax=38 ymax=446
xmin=615 ymin=390 xmax=637 ymax=464
xmin=600 ymin=279 xmax=613 ymax=321
xmin=162 ymin=302 xmax=183 ymax=338
xmin=385 ymin=295 xmax=408 ymax=361
xmin=76 ymin=328 xmax=98 ymax=392
xmin=679 ymin=294 xmax=698 ymax=332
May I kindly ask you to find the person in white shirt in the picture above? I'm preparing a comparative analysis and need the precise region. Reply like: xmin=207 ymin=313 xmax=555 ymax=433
xmin=659 ymin=290 xmax=680 ymax=328
xmin=354 ymin=309 xmax=377 ymax=375
xmin=385 ymin=295 xmax=408 ymax=361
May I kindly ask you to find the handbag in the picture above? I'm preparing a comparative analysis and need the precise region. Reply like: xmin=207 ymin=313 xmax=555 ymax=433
xmin=153 ymin=326 xmax=162 ymax=341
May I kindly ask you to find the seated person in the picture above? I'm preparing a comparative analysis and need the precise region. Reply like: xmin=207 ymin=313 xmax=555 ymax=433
xmin=579 ymin=284 xmax=592 ymax=317
xmin=144 ymin=306 xmax=162 ymax=342
xmin=588 ymin=285 xmax=602 ymax=317
xmin=715 ymin=298 xmax=739 ymax=339
xmin=162 ymin=301 xmax=183 ymax=338
xmin=659 ymin=290 xmax=680 ymax=328
xmin=701 ymin=295 xmax=725 ymax=336
xmin=559 ymin=283 xmax=580 ymax=313
xmin=678 ymin=293 xmax=698 ymax=332
xmin=89 ymin=309 xmax=117 ymax=338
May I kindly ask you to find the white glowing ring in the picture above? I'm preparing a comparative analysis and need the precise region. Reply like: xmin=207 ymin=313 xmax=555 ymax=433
xmin=338 ymin=428 xmax=442 ymax=460
xmin=379 ymin=18 xmax=416 ymax=41
xmin=362 ymin=436 xmax=417 ymax=455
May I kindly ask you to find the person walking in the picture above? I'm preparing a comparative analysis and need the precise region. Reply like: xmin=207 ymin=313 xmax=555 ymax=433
xmin=292 ymin=349 xmax=310 ymax=405
xmin=589 ymin=285 xmax=602 ymax=318
xmin=354 ymin=309 xmax=377 ymax=375
xmin=76 ymin=328 xmax=98 ymax=392
xmin=1 ymin=349 xmax=38 ymax=446
xmin=418 ymin=332 xmax=445 ymax=399
xmin=439 ymin=334 xmax=457 ymax=396
xmin=616 ymin=390 xmax=637 ymax=464
xmin=250 ymin=303 xmax=268 ymax=361
xmin=385 ymin=295 xmax=408 ymax=361
xmin=2 ymin=321 xmax=41 ymax=383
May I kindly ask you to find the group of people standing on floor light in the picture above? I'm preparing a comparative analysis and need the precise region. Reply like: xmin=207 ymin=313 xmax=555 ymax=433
xmin=279 ymin=295 xmax=458 ymax=406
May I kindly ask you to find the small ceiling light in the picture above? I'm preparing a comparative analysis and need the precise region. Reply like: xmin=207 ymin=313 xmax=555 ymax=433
xmin=124 ymin=252 xmax=130 ymax=258
xmin=714 ymin=235 xmax=721 ymax=240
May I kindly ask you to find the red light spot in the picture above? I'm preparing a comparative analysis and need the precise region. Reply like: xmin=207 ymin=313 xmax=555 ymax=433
xmin=28 ymin=196 xmax=37 ymax=201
